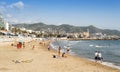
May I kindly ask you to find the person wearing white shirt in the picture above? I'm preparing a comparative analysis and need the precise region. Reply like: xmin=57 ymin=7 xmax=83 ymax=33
xmin=98 ymin=51 xmax=103 ymax=63
xmin=94 ymin=51 xmax=98 ymax=62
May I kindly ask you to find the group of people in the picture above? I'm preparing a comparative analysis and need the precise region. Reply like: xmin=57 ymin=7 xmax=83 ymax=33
xmin=11 ymin=41 xmax=26 ymax=50
xmin=58 ymin=46 xmax=70 ymax=58
xmin=51 ymin=45 xmax=70 ymax=58
xmin=12 ymin=41 xmax=37 ymax=50
xmin=94 ymin=51 xmax=103 ymax=63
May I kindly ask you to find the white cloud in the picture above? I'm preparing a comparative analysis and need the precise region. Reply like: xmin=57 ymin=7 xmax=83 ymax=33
xmin=10 ymin=18 xmax=19 ymax=23
xmin=0 ymin=1 xmax=25 ymax=24
xmin=8 ymin=1 xmax=24 ymax=9
xmin=6 ymin=14 xmax=12 ymax=18
xmin=0 ymin=1 xmax=25 ymax=23
xmin=0 ymin=1 xmax=24 ymax=13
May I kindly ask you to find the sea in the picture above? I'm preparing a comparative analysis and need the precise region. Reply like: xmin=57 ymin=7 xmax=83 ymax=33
xmin=50 ymin=39 xmax=120 ymax=69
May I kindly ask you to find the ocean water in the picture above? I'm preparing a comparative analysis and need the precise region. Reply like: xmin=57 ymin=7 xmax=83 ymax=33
xmin=51 ymin=40 xmax=120 ymax=69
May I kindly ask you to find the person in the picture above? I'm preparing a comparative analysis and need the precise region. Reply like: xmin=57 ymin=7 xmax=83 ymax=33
xmin=48 ymin=45 xmax=50 ymax=51
xmin=19 ymin=42 xmax=22 ymax=49
xmin=66 ymin=46 xmax=70 ymax=53
xmin=52 ymin=54 xmax=56 ymax=58
xmin=39 ymin=42 xmax=42 ymax=44
xmin=17 ymin=42 xmax=22 ymax=49
xmin=62 ymin=52 xmax=66 ymax=57
xmin=94 ymin=51 xmax=98 ymax=62
xmin=58 ymin=46 xmax=61 ymax=56
xmin=32 ymin=45 xmax=35 ymax=50
xmin=17 ymin=43 xmax=20 ymax=49
xmin=98 ymin=51 xmax=103 ymax=63
xmin=23 ymin=42 xmax=25 ymax=48
xmin=11 ymin=43 xmax=14 ymax=46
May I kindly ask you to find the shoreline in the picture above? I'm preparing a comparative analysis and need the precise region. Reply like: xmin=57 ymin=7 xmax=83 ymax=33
xmin=50 ymin=39 xmax=120 ymax=70
xmin=58 ymin=36 xmax=120 ymax=40
xmin=49 ymin=47 xmax=120 ymax=71
xmin=0 ymin=39 xmax=120 ymax=72
xmin=62 ymin=38 xmax=120 ymax=40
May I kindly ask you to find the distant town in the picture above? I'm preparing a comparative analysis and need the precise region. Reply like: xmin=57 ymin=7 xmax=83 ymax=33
xmin=0 ymin=14 xmax=120 ymax=40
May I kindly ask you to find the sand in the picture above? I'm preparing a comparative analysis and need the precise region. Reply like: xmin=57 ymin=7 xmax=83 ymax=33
xmin=0 ymin=39 xmax=120 ymax=72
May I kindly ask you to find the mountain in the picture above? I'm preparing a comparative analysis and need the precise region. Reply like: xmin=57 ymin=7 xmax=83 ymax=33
xmin=12 ymin=23 xmax=120 ymax=36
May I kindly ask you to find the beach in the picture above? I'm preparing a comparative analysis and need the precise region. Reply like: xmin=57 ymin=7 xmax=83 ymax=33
xmin=0 ymin=39 xmax=120 ymax=72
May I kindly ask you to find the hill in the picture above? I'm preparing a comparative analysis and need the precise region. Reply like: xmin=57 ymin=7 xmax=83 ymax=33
xmin=12 ymin=23 xmax=120 ymax=36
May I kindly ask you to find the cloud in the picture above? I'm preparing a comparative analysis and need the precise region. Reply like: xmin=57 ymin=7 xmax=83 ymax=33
xmin=0 ymin=1 xmax=24 ymax=13
xmin=8 ymin=1 xmax=24 ymax=9
xmin=0 ymin=1 xmax=25 ymax=24
xmin=6 ymin=14 xmax=12 ymax=18
xmin=9 ymin=18 xmax=19 ymax=24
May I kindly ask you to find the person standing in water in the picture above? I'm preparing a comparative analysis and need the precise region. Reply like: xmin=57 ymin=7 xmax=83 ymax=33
xmin=66 ymin=46 xmax=70 ymax=53
xmin=98 ymin=51 xmax=103 ymax=63
xmin=94 ymin=51 xmax=98 ymax=62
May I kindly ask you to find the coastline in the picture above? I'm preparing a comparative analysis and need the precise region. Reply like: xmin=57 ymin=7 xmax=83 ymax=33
xmin=67 ymin=38 xmax=120 ymax=40
xmin=0 ymin=39 xmax=120 ymax=72
xmin=42 ymin=39 xmax=120 ymax=71
xmin=50 ymin=39 xmax=120 ymax=70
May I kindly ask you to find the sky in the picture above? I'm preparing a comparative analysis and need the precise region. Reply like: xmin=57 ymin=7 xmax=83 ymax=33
xmin=0 ymin=0 xmax=120 ymax=30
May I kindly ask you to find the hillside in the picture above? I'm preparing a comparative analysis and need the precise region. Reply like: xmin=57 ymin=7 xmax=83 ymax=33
xmin=12 ymin=23 xmax=120 ymax=36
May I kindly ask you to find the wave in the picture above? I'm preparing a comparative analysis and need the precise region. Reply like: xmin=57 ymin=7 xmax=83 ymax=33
xmin=50 ymin=42 xmax=74 ymax=54
xmin=89 ymin=44 xmax=109 ymax=48
xmin=95 ymin=45 xmax=103 ymax=48
xmin=68 ymin=41 xmax=80 ymax=45
xmin=89 ymin=44 xmax=94 ymax=47
xmin=102 ymin=62 xmax=120 ymax=69
xmin=50 ymin=43 xmax=58 ymax=50
xmin=88 ymin=59 xmax=120 ymax=69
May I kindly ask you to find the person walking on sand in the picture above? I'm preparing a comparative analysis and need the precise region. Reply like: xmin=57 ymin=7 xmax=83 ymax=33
xmin=48 ymin=45 xmax=50 ymax=51
xmin=32 ymin=45 xmax=35 ymax=50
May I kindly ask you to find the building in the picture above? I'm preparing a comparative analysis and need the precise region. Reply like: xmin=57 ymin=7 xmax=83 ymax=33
xmin=26 ymin=30 xmax=33 ymax=33
xmin=83 ymin=29 xmax=90 ymax=38
xmin=0 ymin=14 xmax=9 ymax=31
xmin=5 ymin=22 xmax=9 ymax=31
xmin=0 ymin=15 xmax=5 ymax=28
xmin=20 ymin=27 xmax=26 ymax=31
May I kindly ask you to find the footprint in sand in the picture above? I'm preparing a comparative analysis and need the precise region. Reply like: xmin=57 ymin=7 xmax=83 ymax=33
xmin=0 ymin=67 xmax=10 ymax=71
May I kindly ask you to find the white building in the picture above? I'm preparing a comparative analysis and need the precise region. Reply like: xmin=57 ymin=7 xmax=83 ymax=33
xmin=20 ymin=27 xmax=26 ymax=31
xmin=0 ymin=14 xmax=9 ymax=31
xmin=26 ymin=30 xmax=33 ymax=33
xmin=4 ymin=22 xmax=9 ymax=31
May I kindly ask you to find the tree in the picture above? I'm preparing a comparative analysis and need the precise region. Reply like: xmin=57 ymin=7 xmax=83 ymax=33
xmin=0 ymin=27 xmax=5 ymax=30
